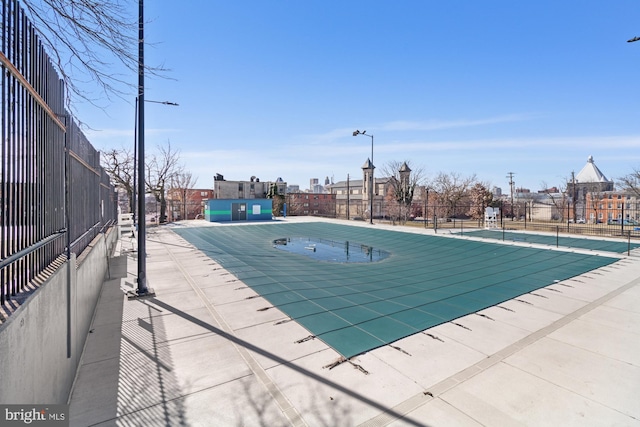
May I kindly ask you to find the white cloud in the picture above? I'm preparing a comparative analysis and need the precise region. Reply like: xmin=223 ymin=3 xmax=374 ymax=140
xmin=377 ymin=114 xmax=540 ymax=132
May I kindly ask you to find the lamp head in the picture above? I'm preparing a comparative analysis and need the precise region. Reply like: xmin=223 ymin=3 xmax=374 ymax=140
xmin=628 ymin=36 xmax=640 ymax=43
xmin=353 ymin=130 xmax=360 ymax=136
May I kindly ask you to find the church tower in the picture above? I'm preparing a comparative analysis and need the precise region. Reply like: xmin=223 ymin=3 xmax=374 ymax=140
xmin=399 ymin=162 xmax=411 ymax=189
xmin=361 ymin=158 xmax=375 ymax=201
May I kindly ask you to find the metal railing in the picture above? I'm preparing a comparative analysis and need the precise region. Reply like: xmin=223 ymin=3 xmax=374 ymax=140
xmin=326 ymin=198 xmax=640 ymax=239
xmin=1 ymin=0 xmax=117 ymax=307
xmin=403 ymin=202 xmax=640 ymax=238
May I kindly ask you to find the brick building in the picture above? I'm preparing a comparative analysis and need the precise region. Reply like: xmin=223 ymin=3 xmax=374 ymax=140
xmin=567 ymin=156 xmax=614 ymax=221
xmin=585 ymin=191 xmax=640 ymax=224
xmin=286 ymin=192 xmax=336 ymax=216
xmin=167 ymin=188 xmax=214 ymax=220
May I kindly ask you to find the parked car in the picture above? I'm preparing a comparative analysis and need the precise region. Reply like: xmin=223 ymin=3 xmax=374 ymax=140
xmin=607 ymin=219 xmax=639 ymax=225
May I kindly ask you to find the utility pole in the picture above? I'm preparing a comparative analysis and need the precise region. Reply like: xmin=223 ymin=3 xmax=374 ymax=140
xmin=507 ymin=172 xmax=515 ymax=220
xmin=346 ymin=174 xmax=350 ymax=220
xmin=571 ymin=171 xmax=577 ymax=222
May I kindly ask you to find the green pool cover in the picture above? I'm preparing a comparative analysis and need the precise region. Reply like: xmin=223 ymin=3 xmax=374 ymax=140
xmin=173 ymin=223 xmax=618 ymax=358
xmin=458 ymin=229 xmax=640 ymax=253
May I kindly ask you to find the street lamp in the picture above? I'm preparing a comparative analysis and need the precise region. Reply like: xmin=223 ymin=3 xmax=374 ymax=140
xmin=353 ymin=130 xmax=374 ymax=224
xmin=132 ymin=98 xmax=179 ymax=229
xmin=133 ymin=0 xmax=182 ymax=298
xmin=133 ymin=0 xmax=165 ymax=297
xmin=133 ymin=0 xmax=149 ymax=297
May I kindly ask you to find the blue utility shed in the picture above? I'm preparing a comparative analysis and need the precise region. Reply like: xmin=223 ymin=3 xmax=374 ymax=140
xmin=205 ymin=199 xmax=273 ymax=222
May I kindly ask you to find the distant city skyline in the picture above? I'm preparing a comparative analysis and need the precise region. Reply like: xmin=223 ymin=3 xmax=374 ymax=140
xmin=75 ymin=1 xmax=639 ymax=194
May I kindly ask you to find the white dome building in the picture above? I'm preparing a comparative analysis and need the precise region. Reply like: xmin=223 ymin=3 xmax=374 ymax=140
xmin=569 ymin=156 xmax=614 ymax=220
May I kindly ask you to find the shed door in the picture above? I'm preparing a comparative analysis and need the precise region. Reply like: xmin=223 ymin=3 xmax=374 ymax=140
xmin=232 ymin=203 xmax=247 ymax=221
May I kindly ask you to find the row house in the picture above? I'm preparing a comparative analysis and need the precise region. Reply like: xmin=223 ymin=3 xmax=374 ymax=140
xmin=585 ymin=191 xmax=640 ymax=224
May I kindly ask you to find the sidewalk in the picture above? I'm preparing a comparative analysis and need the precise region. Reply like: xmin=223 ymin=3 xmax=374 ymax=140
xmin=69 ymin=219 xmax=640 ymax=426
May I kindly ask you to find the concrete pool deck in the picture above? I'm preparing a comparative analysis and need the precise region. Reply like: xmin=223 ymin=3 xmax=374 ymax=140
xmin=68 ymin=217 xmax=640 ymax=426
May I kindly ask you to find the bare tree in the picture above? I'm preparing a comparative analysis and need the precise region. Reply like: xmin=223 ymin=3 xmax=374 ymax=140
xmin=285 ymin=194 xmax=306 ymax=216
xmin=618 ymin=169 xmax=640 ymax=198
xmin=517 ymin=192 xmax=536 ymax=221
xmin=380 ymin=160 xmax=425 ymax=224
xmin=22 ymin=0 xmax=167 ymax=112
xmin=146 ymin=141 xmax=182 ymax=223
xmin=540 ymin=181 xmax=569 ymax=221
xmin=169 ymin=172 xmax=198 ymax=220
xmin=585 ymin=183 xmax=605 ymax=224
xmin=101 ymin=147 xmax=135 ymax=212
xmin=101 ymin=140 xmax=184 ymax=222
xmin=432 ymin=172 xmax=477 ymax=219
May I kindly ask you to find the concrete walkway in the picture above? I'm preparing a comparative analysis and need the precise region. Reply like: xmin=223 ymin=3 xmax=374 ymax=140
xmin=69 ymin=218 xmax=640 ymax=426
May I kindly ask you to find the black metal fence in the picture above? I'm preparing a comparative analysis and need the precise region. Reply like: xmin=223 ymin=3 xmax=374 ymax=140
xmin=326 ymin=197 xmax=640 ymax=239
xmin=396 ymin=202 xmax=640 ymax=238
xmin=1 ymin=0 xmax=117 ymax=307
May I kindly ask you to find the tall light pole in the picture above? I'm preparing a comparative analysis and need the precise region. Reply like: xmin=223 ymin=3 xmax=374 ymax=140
xmin=133 ymin=0 xmax=179 ymax=297
xmin=353 ymin=130 xmax=374 ymax=224
xmin=132 ymin=98 xmax=178 ymax=228
xmin=135 ymin=0 xmax=151 ymax=296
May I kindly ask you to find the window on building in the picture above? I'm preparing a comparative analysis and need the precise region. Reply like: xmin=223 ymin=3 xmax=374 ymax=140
xmin=608 ymin=194 xmax=613 ymax=199
xmin=599 ymin=204 xmax=604 ymax=210
xmin=239 ymin=183 xmax=244 ymax=192
xmin=304 ymin=203 xmax=309 ymax=207
xmin=201 ymin=191 xmax=207 ymax=197
xmin=608 ymin=203 xmax=612 ymax=209
xmin=617 ymin=203 xmax=622 ymax=209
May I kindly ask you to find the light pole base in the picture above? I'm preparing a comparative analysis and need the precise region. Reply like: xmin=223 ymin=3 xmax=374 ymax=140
xmin=126 ymin=288 xmax=156 ymax=300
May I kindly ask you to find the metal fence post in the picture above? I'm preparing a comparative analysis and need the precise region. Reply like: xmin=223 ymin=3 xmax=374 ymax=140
xmin=1 ymin=0 xmax=118 ymax=308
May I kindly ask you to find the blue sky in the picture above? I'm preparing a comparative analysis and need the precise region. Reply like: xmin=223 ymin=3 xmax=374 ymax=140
xmin=80 ymin=1 xmax=640 ymax=193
